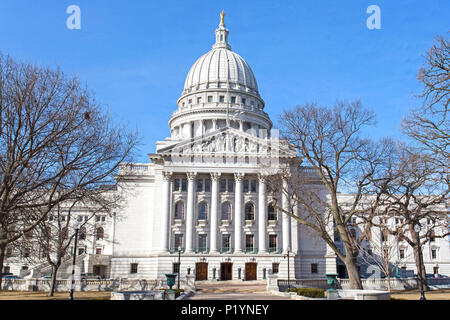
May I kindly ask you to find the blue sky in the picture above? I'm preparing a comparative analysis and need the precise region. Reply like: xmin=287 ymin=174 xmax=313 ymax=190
xmin=0 ymin=1 xmax=448 ymax=162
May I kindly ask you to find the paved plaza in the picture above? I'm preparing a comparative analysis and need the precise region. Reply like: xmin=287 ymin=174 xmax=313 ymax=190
xmin=186 ymin=281 xmax=292 ymax=300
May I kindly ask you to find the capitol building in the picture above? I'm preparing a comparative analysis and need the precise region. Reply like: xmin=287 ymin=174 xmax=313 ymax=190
xmin=3 ymin=14 xmax=449 ymax=283
xmin=110 ymin=14 xmax=334 ymax=281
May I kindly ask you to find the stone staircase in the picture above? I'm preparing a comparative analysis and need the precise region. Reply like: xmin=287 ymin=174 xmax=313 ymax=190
xmin=194 ymin=280 xmax=267 ymax=294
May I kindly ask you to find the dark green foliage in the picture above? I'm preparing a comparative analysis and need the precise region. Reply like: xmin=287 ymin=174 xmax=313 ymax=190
xmin=285 ymin=287 xmax=325 ymax=298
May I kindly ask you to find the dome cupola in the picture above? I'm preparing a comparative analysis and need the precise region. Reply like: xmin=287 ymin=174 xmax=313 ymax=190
xmin=168 ymin=12 xmax=272 ymax=140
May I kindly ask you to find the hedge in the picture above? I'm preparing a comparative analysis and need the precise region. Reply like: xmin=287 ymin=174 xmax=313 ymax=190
xmin=285 ymin=287 xmax=325 ymax=298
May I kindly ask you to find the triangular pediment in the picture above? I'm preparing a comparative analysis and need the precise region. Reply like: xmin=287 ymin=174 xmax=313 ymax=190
xmin=156 ymin=127 xmax=296 ymax=158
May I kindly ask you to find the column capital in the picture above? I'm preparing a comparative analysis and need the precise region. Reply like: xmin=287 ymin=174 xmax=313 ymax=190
xmin=162 ymin=171 xmax=172 ymax=181
xmin=186 ymin=172 xmax=197 ymax=181
xmin=258 ymin=174 xmax=268 ymax=184
xmin=234 ymin=172 xmax=245 ymax=182
xmin=210 ymin=172 xmax=221 ymax=181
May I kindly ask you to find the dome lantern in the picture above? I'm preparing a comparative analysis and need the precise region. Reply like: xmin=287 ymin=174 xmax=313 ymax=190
xmin=213 ymin=10 xmax=231 ymax=50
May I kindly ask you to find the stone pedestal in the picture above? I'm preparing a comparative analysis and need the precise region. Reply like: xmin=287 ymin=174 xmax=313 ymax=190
xmin=266 ymin=274 xmax=279 ymax=291
xmin=185 ymin=275 xmax=196 ymax=292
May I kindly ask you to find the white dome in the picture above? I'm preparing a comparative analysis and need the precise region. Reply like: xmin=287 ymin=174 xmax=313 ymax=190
xmin=183 ymin=48 xmax=259 ymax=96
xmin=168 ymin=14 xmax=272 ymax=141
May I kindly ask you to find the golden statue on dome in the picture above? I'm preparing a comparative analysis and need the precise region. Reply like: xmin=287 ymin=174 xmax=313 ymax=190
xmin=220 ymin=10 xmax=225 ymax=25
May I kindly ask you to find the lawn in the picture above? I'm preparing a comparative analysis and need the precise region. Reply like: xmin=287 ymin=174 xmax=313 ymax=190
xmin=0 ymin=290 xmax=111 ymax=300
xmin=390 ymin=289 xmax=450 ymax=300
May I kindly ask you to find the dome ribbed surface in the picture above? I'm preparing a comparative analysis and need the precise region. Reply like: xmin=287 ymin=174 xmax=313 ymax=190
xmin=183 ymin=48 xmax=259 ymax=96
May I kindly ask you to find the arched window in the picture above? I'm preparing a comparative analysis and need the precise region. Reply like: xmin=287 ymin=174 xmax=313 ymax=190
xmin=268 ymin=203 xmax=277 ymax=221
xmin=96 ymin=227 xmax=104 ymax=240
xmin=198 ymin=202 xmax=208 ymax=220
xmin=221 ymin=202 xmax=231 ymax=221
xmin=174 ymin=201 xmax=184 ymax=219
xmin=245 ymin=202 xmax=255 ymax=220
xmin=79 ymin=227 xmax=86 ymax=240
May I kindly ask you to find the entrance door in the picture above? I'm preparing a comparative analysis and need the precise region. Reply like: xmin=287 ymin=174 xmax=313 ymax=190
xmin=195 ymin=262 xmax=208 ymax=281
xmin=220 ymin=263 xmax=232 ymax=280
xmin=245 ymin=263 xmax=257 ymax=280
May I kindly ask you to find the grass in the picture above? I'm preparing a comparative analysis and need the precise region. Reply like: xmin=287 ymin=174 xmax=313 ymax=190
xmin=390 ymin=288 xmax=450 ymax=300
xmin=0 ymin=290 xmax=111 ymax=300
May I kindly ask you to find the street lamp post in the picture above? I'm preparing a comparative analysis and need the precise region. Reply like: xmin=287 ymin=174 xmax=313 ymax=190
xmin=68 ymin=220 xmax=81 ymax=300
xmin=177 ymin=246 xmax=182 ymax=290
xmin=284 ymin=247 xmax=291 ymax=290
xmin=414 ymin=223 xmax=426 ymax=300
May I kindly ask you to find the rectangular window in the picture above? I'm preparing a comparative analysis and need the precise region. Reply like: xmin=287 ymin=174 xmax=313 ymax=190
xmin=175 ymin=234 xmax=184 ymax=249
xmin=269 ymin=235 xmax=277 ymax=251
xmin=204 ymin=179 xmax=211 ymax=192
xmin=222 ymin=234 xmax=230 ymax=251
xmin=173 ymin=263 xmax=180 ymax=274
xmin=101 ymin=216 xmax=105 ymax=222
xmin=243 ymin=179 xmax=249 ymax=193
xmin=208 ymin=96 xmax=213 ymax=103
xmin=198 ymin=234 xmax=207 ymax=252
xmin=431 ymin=249 xmax=437 ymax=260
xmin=96 ymin=215 xmax=100 ymax=222
xmin=96 ymin=248 xmax=102 ymax=255
xmin=311 ymin=263 xmax=318 ymax=274
xmin=197 ymin=97 xmax=202 ymax=103
xmin=272 ymin=263 xmax=279 ymax=274
xmin=231 ymin=96 xmax=236 ymax=103
xmin=174 ymin=178 xmax=180 ymax=191
xmin=241 ymin=98 xmax=246 ymax=105
xmin=399 ymin=249 xmax=405 ymax=259
xmin=245 ymin=234 xmax=254 ymax=252
xmin=197 ymin=179 xmax=203 ymax=192
xmin=268 ymin=205 xmax=277 ymax=221
xmin=219 ymin=96 xmax=225 ymax=103
xmin=220 ymin=179 xmax=227 ymax=192
xmin=250 ymin=180 xmax=256 ymax=192
xmin=77 ymin=216 xmax=82 ymax=222
xmin=130 ymin=263 xmax=138 ymax=274
xmin=181 ymin=178 xmax=187 ymax=192
xmin=78 ymin=248 xmax=85 ymax=255
xmin=227 ymin=179 xmax=234 ymax=192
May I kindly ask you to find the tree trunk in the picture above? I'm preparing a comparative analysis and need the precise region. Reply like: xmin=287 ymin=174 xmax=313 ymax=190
xmin=49 ymin=264 xmax=59 ymax=297
xmin=0 ymin=245 xmax=5 ymax=291
xmin=344 ymin=256 xmax=363 ymax=289
xmin=386 ymin=273 xmax=392 ymax=292
xmin=413 ymin=244 xmax=429 ymax=291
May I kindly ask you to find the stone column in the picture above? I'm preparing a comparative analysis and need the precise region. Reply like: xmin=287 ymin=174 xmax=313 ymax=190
xmin=282 ymin=178 xmax=291 ymax=254
xmin=161 ymin=172 xmax=172 ymax=252
xmin=258 ymin=174 xmax=267 ymax=253
xmin=234 ymin=173 xmax=244 ymax=253
xmin=210 ymin=172 xmax=221 ymax=253
xmin=185 ymin=172 xmax=197 ymax=253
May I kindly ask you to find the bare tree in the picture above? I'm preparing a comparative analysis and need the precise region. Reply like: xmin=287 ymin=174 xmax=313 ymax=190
xmin=0 ymin=54 xmax=138 ymax=289
xmin=33 ymin=188 xmax=121 ymax=296
xmin=356 ymin=223 xmax=410 ymax=292
xmin=402 ymin=35 xmax=449 ymax=167
xmin=369 ymin=144 xmax=449 ymax=290
xmin=273 ymin=100 xmax=390 ymax=289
